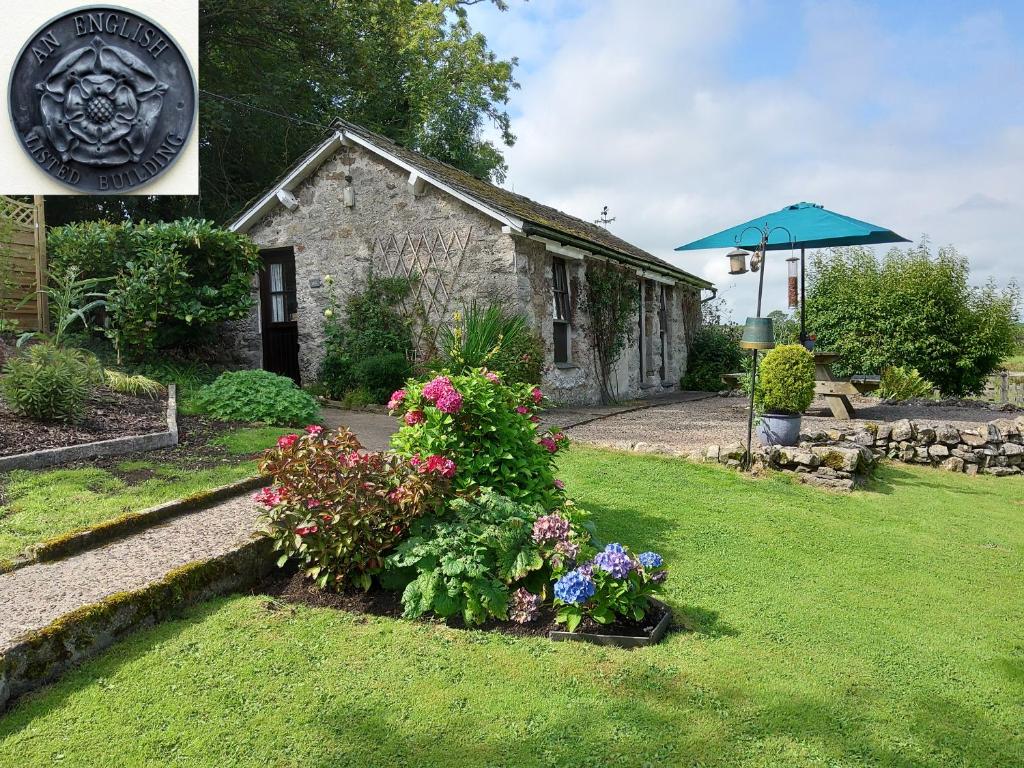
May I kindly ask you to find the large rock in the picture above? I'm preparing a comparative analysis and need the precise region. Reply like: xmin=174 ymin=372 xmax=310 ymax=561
xmin=802 ymin=474 xmax=855 ymax=492
xmin=983 ymin=422 xmax=1004 ymax=444
xmin=915 ymin=423 xmax=937 ymax=445
xmin=720 ymin=443 xmax=746 ymax=462
xmin=704 ymin=445 xmax=721 ymax=463
xmin=992 ymin=418 xmax=1020 ymax=441
xmin=891 ymin=419 xmax=914 ymax=442
xmin=1002 ymin=442 xmax=1024 ymax=457
xmin=777 ymin=447 xmax=820 ymax=468
xmin=874 ymin=423 xmax=893 ymax=443
xmin=811 ymin=444 xmax=871 ymax=473
xmin=940 ymin=456 xmax=965 ymax=473
xmin=935 ymin=423 xmax=961 ymax=445
xmin=960 ymin=430 xmax=988 ymax=448
xmin=985 ymin=466 xmax=1021 ymax=477
xmin=927 ymin=444 xmax=950 ymax=459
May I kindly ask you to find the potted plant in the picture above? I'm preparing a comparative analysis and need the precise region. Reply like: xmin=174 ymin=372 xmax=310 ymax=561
xmin=754 ymin=343 xmax=816 ymax=446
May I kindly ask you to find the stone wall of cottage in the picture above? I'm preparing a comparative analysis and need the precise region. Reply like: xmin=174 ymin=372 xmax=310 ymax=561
xmin=219 ymin=141 xmax=702 ymax=404
xmin=225 ymin=143 xmax=520 ymax=383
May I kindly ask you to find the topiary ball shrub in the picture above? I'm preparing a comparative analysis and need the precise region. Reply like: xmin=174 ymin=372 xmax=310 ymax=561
xmin=0 ymin=344 xmax=103 ymax=422
xmin=754 ymin=344 xmax=816 ymax=415
xmin=389 ymin=368 xmax=567 ymax=508
xmin=192 ymin=369 xmax=320 ymax=426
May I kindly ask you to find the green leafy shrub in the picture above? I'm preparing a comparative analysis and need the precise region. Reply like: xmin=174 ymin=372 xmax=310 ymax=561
xmin=257 ymin=427 xmax=451 ymax=590
xmin=103 ymin=370 xmax=165 ymax=399
xmin=754 ymin=344 xmax=816 ymax=415
xmin=877 ymin=366 xmax=935 ymax=401
xmin=48 ymin=219 xmax=260 ymax=359
xmin=806 ymin=241 xmax=1020 ymax=395
xmin=433 ymin=304 xmax=544 ymax=385
xmin=351 ymin=353 xmax=412 ymax=404
xmin=0 ymin=344 xmax=103 ymax=422
xmin=681 ymin=325 xmax=743 ymax=391
xmin=385 ymin=492 xmax=549 ymax=625
xmin=319 ymin=275 xmax=412 ymax=401
xmin=389 ymin=369 xmax=567 ymax=507
xmin=192 ymin=370 xmax=320 ymax=426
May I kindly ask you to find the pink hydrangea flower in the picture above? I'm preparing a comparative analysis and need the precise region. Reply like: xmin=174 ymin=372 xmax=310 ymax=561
xmin=485 ymin=371 xmax=501 ymax=383
xmin=532 ymin=513 xmax=571 ymax=543
xmin=531 ymin=387 xmax=543 ymax=404
xmin=530 ymin=415 xmax=541 ymax=423
xmin=554 ymin=478 xmax=565 ymax=490
xmin=435 ymin=388 xmax=463 ymax=414
xmin=555 ymin=539 xmax=580 ymax=559
xmin=515 ymin=405 xmax=529 ymax=415
xmin=307 ymin=498 xmax=321 ymax=509
xmin=305 ymin=424 xmax=323 ymax=435
xmin=277 ymin=434 xmax=298 ymax=449
xmin=509 ymin=588 xmax=541 ymax=623
xmin=387 ymin=389 xmax=406 ymax=411
xmin=539 ymin=436 xmax=558 ymax=453
xmin=418 ymin=454 xmax=456 ymax=478
xmin=422 ymin=376 xmax=453 ymax=403
xmin=404 ymin=410 xmax=425 ymax=426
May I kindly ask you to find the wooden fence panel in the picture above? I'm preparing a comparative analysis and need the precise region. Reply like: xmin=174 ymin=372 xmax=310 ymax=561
xmin=0 ymin=195 xmax=47 ymax=332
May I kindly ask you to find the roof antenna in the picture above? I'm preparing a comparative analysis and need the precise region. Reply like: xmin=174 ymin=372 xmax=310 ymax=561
xmin=594 ymin=205 xmax=616 ymax=228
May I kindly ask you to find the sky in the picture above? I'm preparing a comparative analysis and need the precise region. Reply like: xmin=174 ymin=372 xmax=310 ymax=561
xmin=465 ymin=0 xmax=1024 ymax=321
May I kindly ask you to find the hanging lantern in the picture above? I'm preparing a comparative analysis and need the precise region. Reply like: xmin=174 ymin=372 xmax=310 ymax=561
xmin=726 ymin=248 xmax=749 ymax=275
xmin=786 ymin=256 xmax=799 ymax=309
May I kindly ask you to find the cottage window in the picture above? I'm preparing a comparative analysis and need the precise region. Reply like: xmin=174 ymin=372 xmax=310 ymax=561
xmin=552 ymin=258 xmax=571 ymax=364
xmin=658 ymin=285 xmax=669 ymax=382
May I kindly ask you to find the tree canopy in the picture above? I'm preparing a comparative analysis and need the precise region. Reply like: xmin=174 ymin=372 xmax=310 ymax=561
xmin=805 ymin=240 xmax=1020 ymax=396
xmin=46 ymin=0 xmax=517 ymax=227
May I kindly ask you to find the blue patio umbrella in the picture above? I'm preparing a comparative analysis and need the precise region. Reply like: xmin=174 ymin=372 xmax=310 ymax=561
xmin=675 ymin=202 xmax=909 ymax=469
xmin=675 ymin=201 xmax=910 ymax=338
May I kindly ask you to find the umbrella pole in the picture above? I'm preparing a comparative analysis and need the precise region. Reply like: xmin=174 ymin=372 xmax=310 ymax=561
xmin=800 ymin=247 xmax=806 ymax=344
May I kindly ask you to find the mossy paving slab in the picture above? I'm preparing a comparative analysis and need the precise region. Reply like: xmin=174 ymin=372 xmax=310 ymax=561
xmin=0 ymin=494 xmax=261 ymax=651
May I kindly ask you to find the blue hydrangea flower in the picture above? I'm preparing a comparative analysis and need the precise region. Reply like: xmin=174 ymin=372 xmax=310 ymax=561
xmin=592 ymin=550 xmax=634 ymax=579
xmin=554 ymin=568 xmax=596 ymax=605
xmin=604 ymin=542 xmax=625 ymax=554
xmin=638 ymin=551 xmax=664 ymax=569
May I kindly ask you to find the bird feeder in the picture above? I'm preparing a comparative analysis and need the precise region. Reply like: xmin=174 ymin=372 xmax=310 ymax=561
xmin=726 ymin=248 xmax=749 ymax=275
xmin=786 ymin=256 xmax=799 ymax=309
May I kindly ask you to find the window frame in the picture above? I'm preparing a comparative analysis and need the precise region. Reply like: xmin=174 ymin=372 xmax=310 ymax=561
xmin=551 ymin=257 xmax=572 ymax=365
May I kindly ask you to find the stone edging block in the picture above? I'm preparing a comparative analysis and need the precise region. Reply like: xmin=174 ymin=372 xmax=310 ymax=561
xmin=0 ymin=474 xmax=269 ymax=574
xmin=0 ymin=536 xmax=275 ymax=713
xmin=0 ymin=383 xmax=179 ymax=473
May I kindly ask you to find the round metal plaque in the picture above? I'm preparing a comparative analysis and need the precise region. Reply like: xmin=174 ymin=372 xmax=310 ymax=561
xmin=8 ymin=6 xmax=197 ymax=193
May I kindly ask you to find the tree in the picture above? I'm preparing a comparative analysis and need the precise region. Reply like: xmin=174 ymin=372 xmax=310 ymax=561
xmin=805 ymin=240 xmax=1020 ymax=396
xmin=44 ymin=1 xmax=517 ymax=227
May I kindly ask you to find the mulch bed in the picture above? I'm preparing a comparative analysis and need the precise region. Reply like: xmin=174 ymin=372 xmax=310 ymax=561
xmin=256 ymin=569 xmax=670 ymax=640
xmin=0 ymin=388 xmax=168 ymax=457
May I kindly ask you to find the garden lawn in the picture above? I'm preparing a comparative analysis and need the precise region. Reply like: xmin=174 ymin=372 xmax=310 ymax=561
xmin=0 ymin=426 xmax=291 ymax=563
xmin=2 ymin=447 xmax=1023 ymax=767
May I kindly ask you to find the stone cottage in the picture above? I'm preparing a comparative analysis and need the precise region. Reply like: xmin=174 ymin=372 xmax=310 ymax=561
xmin=224 ymin=118 xmax=713 ymax=404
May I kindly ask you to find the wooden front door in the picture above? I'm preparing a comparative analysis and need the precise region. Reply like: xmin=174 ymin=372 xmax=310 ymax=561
xmin=259 ymin=248 xmax=301 ymax=384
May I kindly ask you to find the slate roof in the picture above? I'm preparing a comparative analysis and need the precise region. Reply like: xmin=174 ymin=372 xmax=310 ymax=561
xmin=229 ymin=117 xmax=712 ymax=288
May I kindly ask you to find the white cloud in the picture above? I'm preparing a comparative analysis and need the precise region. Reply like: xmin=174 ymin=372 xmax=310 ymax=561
xmin=470 ymin=0 xmax=1024 ymax=318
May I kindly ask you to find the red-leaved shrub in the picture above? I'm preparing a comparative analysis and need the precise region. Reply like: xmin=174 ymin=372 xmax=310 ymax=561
xmin=257 ymin=426 xmax=452 ymax=589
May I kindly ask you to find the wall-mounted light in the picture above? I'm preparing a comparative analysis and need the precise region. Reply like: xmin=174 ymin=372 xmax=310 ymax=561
xmin=343 ymin=174 xmax=354 ymax=208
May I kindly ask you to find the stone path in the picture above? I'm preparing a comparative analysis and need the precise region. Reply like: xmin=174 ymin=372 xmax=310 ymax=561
xmin=0 ymin=393 xmax=726 ymax=652
xmin=0 ymin=495 xmax=259 ymax=651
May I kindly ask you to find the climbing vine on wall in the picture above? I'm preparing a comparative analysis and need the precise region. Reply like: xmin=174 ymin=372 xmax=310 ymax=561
xmin=581 ymin=261 xmax=638 ymax=404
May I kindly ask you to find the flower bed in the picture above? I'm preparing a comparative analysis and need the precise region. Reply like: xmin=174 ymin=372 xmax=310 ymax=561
xmin=0 ymin=387 xmax=167 ymax=458
xmin=254 ymin=368 xmax=673 ymax=645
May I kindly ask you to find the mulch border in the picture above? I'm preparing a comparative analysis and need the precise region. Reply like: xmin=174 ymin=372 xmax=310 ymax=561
xmin=0 ymin=384 xmax=178 ymax=473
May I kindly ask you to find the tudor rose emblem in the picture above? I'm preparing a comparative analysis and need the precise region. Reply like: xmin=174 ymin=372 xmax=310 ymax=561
xmin=8 ymin=6 xmax=196 ymax=192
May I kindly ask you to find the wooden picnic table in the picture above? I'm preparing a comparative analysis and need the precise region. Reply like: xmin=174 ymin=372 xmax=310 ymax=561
xmin=719 ymin=351 xmax=880 ymax=421
xmin=812 ymin=352 xmax=879 ymax=419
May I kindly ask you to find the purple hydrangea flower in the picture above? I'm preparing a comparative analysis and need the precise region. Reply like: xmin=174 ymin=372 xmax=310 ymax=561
xmin=604 ymin=542 xmax=625 ymax=554
xmin=553 ymin=569 xmax=596 ymax=605
xmin=508 ymin=588 xmax=541 ymax=623
xmin=592 ymin=550 xmax=635 ymax=579
xmin=637 ymin=551 xmax=663 ymax=569
xmin=555 ymin=539 xmax=580 ymax=560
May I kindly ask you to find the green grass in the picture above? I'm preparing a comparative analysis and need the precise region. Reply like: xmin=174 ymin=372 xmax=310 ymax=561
xmin=0 ymin=427 xmax=288 ymax=562
xmin=2 ymin=448 xmax=1023 ymax=766
xmin=1001 ymin=352 xmax=1024 ymax=371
